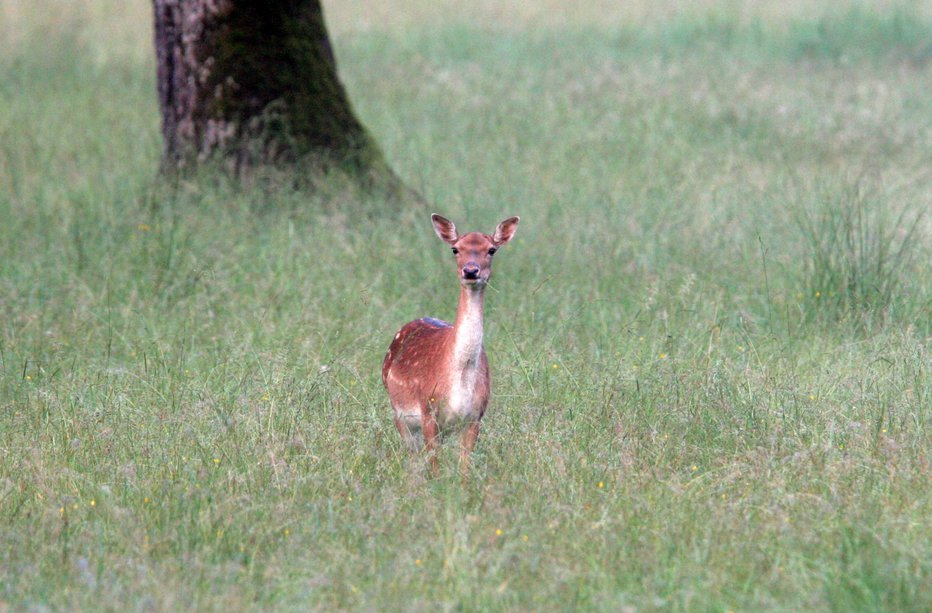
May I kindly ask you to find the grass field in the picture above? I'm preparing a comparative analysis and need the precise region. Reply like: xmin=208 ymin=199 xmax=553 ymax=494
xmin=1 ymin=1 xmax=930 ymax=610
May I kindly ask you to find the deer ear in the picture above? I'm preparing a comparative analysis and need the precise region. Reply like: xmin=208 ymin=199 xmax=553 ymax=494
xmin=431 ymin=214 xmax=458 ymax=245
xmin=492 ymin=216 xmax=520 ymax=246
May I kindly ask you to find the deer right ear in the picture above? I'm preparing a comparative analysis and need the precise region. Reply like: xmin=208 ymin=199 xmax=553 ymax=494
xmin=431 ymin=214 xmax=459 ymax=245
xmin=492 ymin=216 xmax=520 ymax=246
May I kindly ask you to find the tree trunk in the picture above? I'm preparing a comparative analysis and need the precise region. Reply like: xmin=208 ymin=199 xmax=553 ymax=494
xmin=152 ymin=0 xmax=410 ymax=196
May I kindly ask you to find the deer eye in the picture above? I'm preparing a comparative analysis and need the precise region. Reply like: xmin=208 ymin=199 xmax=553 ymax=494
xmin=451 ymin=248 xmax=459 ymax=255
xmin=488 ymin=248 xmax=497 ymax=256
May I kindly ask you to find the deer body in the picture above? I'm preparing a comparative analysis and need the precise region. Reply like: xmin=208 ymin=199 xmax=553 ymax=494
xmin=382 ymin=214 xmax=519 ymax=475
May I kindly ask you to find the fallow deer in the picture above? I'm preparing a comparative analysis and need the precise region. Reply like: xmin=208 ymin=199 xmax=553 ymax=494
xmin=382 ymin=214 xmax=520 ymax=476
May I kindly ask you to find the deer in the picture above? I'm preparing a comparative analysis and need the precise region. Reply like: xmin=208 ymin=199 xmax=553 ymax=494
xmin=382 ymin=213 xmax=520 ymax=477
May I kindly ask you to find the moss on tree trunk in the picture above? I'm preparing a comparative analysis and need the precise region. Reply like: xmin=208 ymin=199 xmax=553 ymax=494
xmin=153 ymin=0 xmax=411 ymax=197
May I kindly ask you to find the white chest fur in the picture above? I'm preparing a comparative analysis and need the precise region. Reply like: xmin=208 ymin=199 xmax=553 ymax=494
xmin=439 ymin=290 xmax=484 ymax=429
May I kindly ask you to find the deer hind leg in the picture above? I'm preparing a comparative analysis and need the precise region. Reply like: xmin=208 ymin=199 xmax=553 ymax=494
xmin=421 ymin=410 xmax=441 ymax=478
xmin=393 ymin=401 xmax=424 ymax=452
xmin=458 ymin=421 xmax=481 ymax=478
xmin=393 ymin=415 xmax=423 ymax=452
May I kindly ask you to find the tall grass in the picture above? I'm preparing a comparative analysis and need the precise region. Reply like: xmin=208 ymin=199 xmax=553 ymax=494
xmin=1 ymin=1 xmax=930 ymax=611
xmin=793 ymin=175 xmax=926 ymax=325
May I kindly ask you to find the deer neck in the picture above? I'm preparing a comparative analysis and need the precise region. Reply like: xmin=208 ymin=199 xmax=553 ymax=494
xmin=450 ymin=285 xmax=485 ymax=375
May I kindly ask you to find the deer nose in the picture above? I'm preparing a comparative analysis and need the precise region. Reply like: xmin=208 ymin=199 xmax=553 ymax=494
xmin=463 ymin=264 xmax=480 ymax=279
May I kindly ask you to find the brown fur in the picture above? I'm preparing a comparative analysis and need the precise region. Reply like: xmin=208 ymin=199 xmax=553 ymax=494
xmin=381 ymin=312 xmax=492 ymax=421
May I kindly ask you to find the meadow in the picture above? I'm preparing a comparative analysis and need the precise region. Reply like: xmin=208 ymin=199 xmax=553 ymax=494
xmin=1 ymin=0 xmax=930 ymax=610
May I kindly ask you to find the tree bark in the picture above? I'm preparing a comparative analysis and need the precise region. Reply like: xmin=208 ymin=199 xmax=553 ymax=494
xmin=153 ymin=0 xmax=410 ymax=196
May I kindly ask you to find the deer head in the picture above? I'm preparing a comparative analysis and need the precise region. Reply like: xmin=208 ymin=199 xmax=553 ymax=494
xmin=431 ymin=214 xmax=520 ymax=288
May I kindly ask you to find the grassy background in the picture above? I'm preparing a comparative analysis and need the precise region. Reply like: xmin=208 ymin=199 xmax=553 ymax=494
xmin=1 ymin=0 xmax=930 ymax=610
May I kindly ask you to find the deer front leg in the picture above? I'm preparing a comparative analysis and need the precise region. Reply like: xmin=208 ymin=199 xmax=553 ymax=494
xmin=459 ymin=421 xmax=481 ymax=478
xmin=421 ymin=411 xmax=440 ymax=478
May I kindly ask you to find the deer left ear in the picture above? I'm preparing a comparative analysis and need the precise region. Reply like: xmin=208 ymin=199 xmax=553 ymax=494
xmin=431 ymin=213 xmax=459 ymax=245
xmin=492 ymin=216 xmax=520 ymax=246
